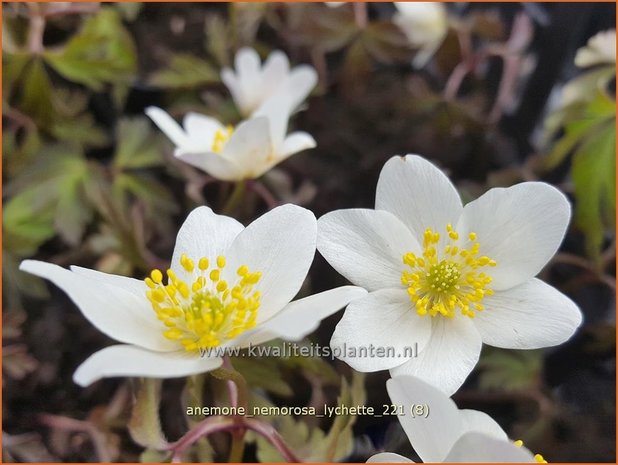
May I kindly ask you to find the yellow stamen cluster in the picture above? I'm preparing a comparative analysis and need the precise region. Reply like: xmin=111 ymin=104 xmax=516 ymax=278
xmin=211 ymin=125 xmax=234 ymax=154
xmin=145 ymin=253 xmax=261 ymax=353
xmin=401 ymin=224 xmax=496 ymax=318
xmin=514 ymin=439 xmax=548 ymax=463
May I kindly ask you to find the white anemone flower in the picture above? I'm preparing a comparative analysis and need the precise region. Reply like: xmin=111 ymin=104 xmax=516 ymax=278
xmin=318 ymin=155 xmax=582 ymax=395
xmin=368 ymin=375 xmax=546 ymax=463
xmin=20 ymin=205 xmax=366 ymax=386
xmin=393 ymin=2 xmax=448 ymax=68
xmin=221 ymin=47 xmax=318 ymax=117
xmin=145 ymin=96 xmax=316 ymax=181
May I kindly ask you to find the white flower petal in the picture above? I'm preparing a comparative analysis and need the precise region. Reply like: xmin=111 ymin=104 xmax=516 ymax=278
xmin=456 ymin=182 xmax=571 ymax=290
xmin=390 ymin=317 xmax=482 ymax=396
xmin=234 ymin=286 xmax=367 ymax=347
xmin=175 ymin=149 xmax=243 ymax=181
xmin=459 ymin=409 xmax=507 ymax=440
xmin=235 ymin=47 xmax=263 ymax=114
xmin=19 ymin=261 xmax=173 ymax=352
xmin=183 ymin=112 xmax=225 ymax=148
xmin=386 ymin=375 xmax=464 ymax=463
xmin=281 ymin=66 xmax=318 ymax=112
xmin=330 ymin=289 xmax=432 ymax=371
xmin=170 ymin=206 xmax=244 ymax=283
xmin=221 ymin=67 xmax=242 ymax=109
xmin=281 ymin=132 xmax=317 ymax=158
xmin=375 ymin=155 xmax=463 ymax=245
xmin=317 ymin=209 xmax=421 ymax=292
xmin=367 ymin=452 xmax=414 ymax=463
xmin=474 ymin=278 xmax=582 ymax=349
xmin=146 ymin=106 xmax=190 ymax=148
xmin=225 ymin=204 xmax=317 ymax=322
xmin=221 ymin=116 xmax=273 ymax=178
xmin=73 ymin=345 xmax=222 ymax=386
xmin=70 ymin=265 xmax=147 ymax=297
xmin=444 ymin=432 xmax=535 ymax=463
xmin=252 ymin=93 xmax=294 ymax=152
xmin=261 ymin=50 xmax=290 ymax=89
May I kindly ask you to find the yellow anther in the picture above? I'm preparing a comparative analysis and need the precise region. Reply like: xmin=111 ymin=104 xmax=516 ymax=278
xmin=401 ymin=226 xmax=495 ymax=319
xmin=534 ymin=454 xmax=547 ymax=463
xmin=211 ymin=125 xmax=234 ymax=154
xmin=514 ymin=440 xmax=523 ymax=447
xmin=145 ymin=254 xmax=262 ymax=354
xmin=151 ymin=269 xmax=163 ymax=284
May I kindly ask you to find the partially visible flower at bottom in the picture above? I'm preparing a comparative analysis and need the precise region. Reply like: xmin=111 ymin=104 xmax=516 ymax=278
xmin=368 ymin=375 xmax=547 ymax=463
xmin=20 ymin=205 xmax=366 ymax=386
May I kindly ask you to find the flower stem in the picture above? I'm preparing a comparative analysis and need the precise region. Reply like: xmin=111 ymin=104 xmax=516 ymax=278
xmin=210 ymin=363 xmax=249 ymax=411
xmin=245 ymin=418 xmax=302 ymax=462
xmin=228 ymin=431 xmax=246 ymax=462
xmin=222 ymin=180 xmax=246 ymax=215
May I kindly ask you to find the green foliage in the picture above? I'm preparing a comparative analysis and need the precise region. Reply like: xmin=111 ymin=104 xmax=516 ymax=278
xmin=254 ymin=372 xmax=365 ymax=462
xmin=478 ymin=348 xmax=543 ymax=393
xmin=129 ymin=379 xmax=167 ymax=449
xmin=149 ymin=54 xmax=219 ymax=90
xmin=44 ymin=8 xmax=137 ymax=91
xmin=543 ymin=35 xmax=616 ymax=263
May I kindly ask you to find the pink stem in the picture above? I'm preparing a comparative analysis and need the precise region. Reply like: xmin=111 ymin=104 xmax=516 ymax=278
xmin=166 ymin=416 xmax=236 ymax=462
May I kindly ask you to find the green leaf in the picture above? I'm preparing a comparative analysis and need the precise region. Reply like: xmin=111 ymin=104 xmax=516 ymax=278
xmin=44 ymin=8 xmax=137 ymax=91
xmin=129 ymin=378 xmax=167 ymax=449
xmin=112 ymin=172 xmax=178 ymax=217
xmin=19 ymin=58 xmax=54 ymax=127
xmin=149 ymin=54 xmax=219 ymax=90
xmin=478 ymin=348 xmax=542 ymax=392
xmin=232 ymin=356 xmax=294 ymax=397
xmin=571 ymin=118 xmax=616 ymax=262
xmin=6 ymin=144 xmax=94 ymax=245
xmin=113 ymin=118 xmax=165 ymax=170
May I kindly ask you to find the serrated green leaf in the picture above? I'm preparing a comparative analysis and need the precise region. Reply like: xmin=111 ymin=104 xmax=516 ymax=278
xmin=6 ymin=144 xmax=94 ymax=245
xmin=149 ymin=54 xmax=219 ymax=90
xmin=113 ymin=118 xmax=164 ymax=170
xmin=129 ymin=378 xmax=167 ymax=449
xmin=112 ymin=172 xmax=178 ymax=217
xmin=44 ymin=8 xmax=136 ymax=90
xmin=232 ymin=356 xmax=294 ymax=397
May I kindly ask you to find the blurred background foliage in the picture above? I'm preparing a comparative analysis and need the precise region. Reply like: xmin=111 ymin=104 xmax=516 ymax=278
xmin=2 ymin=2 xmax=615 ymax=462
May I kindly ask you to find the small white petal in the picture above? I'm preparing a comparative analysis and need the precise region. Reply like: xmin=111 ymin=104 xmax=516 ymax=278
xmin=444 ymin=432 xmax=535 ymax=463
xmin=175 ymin=149 xmax=244 ymax=181
xmin=253 ymin=94 xmax=292 ymax=151
xmin=375 ymin=155 xmax=463 ymax=246
xmin=456 ymin=182 xmax=571 ymax=290
xmin=73 ymin=345 xmax=222 ymax=386
xmin=146 ymin=106 xmax=190 ymax=148
xmin=386 ymin=375 xmax=464 ymax=463
xmin=19 ymin=261 xmax=173 ymax=352
xmin=170 ymin=206 xmax=244 ymax=283
xmin=330 ymin=289 xmax=432 ymax=371
xmin=317 ymin=209 xmax=421 ymax=292
xmin=459 ymin=409 xmax=507 ymax=440
xmin=474 ymin=278 xmax=582 ymax=349
xmin=182 ymin=112 xmax=225 ymax=149
xmin=367 ymin=452 xmax=414 ymax=463
xmin=390 ymin=317 xmax=482 ymax=396
xmin=225 ymin=204 xmax=317 ymax=322
xmin=221 ymin=116 xmax=273 ymax=178
xmin=281 ymin=132 xmax=317 ymax=158
xmin=261 ymin=50 xmax=291 ymax=89
xmin=235 ymin=286 xmax=367 ymax=346
xmin=221 ymin=68 xmax=243 ymax=111
xmin=281 ymin=66 xmax=318 ymax=113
